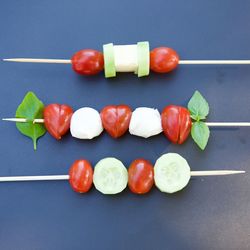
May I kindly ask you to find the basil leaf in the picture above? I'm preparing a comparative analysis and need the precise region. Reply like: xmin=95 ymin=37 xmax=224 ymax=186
xmin=188 ymin=91 xmax=209 ymax=121
xmin=191 ymin=121 xmax=210 ymax=150
xmin=15 ymin=92 xmax=46 ymax=150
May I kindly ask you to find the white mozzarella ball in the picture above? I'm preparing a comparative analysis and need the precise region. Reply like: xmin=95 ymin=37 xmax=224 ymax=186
xmin=70 ymin=107 xmax=103 ymax=139
xmin=129 ymin=107 xmax=162 ymax=138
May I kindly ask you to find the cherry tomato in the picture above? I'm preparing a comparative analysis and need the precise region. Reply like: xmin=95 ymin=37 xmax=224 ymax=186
xmin=69 ymin=159 xmax=93 ymax=193
xmin=44 ymin=104 xmax=73 ymax=140
xmin=128 ymin=159 xmax=154 ymax=194
xmin=71 ymin=49 xmax=104 ymax=75
xmin=100 ymin=105 xmax=132 ymax=138
xmin=161 ymin=105 xmax=191 ymax=144
xmin=150 ymin=47 xmax=179 ymax=73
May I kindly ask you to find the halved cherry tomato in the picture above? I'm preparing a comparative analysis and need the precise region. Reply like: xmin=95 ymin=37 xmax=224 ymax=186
xmin=69 ymin=159 xmax=93 ymax=193
xmin=44 ymin=104 xmax=73 ymax=140
xmin=71 ymin=49 xmax=104 ymax=75
xmin=100 ymin=105 xmax=132 ymax=138
xmin=150 ymin=47 xmax=179 ymax=73
xmin=161 ymin=105 xmax=191 ymax=144
xmin=128 ymin=159 xmax=154 ymax=194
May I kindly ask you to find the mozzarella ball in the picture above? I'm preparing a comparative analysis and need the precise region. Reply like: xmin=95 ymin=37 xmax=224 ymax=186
xmin=70 ymin=107 xmax=103 ymax=139
xmin=129 ymin=107 xmax=162 ymax=138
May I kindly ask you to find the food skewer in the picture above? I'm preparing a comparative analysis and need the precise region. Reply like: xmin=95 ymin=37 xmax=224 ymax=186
xmin=2 ymin=118 xmax=45 ymax=123
xmin=3 ymin=59 xmax=72 ymax=64
xmin=3 ymin=118 xmax=250 ymax=127
xmin=3 ymin=41 xmax=250 ymax=78
xmin=0 ymin=153 xmax=245 ymax=194
xmin=4 ymin=58 xmax=250 ymax=65
xmin=3 ymin=90 xmax=250 ymax=150
xmin=0 ymin=170 xmax=244 ymax=182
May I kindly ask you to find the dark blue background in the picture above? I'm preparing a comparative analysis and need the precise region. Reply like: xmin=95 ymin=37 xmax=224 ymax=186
xmin=0 ymin=0 xmax=250 ymax=249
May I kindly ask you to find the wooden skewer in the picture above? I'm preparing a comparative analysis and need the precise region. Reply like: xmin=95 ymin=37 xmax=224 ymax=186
xmin=205 ymin=122 xmax=250 ymax=127
xmin=179 ymin=60 xmax=250 ymax=65
xmin=2 ymin=118 xmax=44 ymax=123
xmin=0 ymin=175 xmax=69 ymax=182
xmin=0 ymin=170 xmax=245 ymax=182
xmin=190 ymin=170 xmax=245 ymax=176
xmin=2 ymin=118 xmax=250 ymax=127
xmin=3 ymin=58 xmax=250 ymax=65
xmin=3 ymin=58 xmax=71 ymax=64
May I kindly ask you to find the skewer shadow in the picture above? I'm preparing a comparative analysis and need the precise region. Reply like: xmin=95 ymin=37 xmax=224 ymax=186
xmin=209 ymin=127 xmax=240 ymax=131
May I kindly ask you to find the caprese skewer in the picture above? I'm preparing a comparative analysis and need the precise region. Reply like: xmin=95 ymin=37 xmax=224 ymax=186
xmin=3 ymin=41 xmax=250 ymax=78
xmin=3 ymin=90 xmax=250 ymax=150
xmin=0 ymin=153 xmax=245 ymax=194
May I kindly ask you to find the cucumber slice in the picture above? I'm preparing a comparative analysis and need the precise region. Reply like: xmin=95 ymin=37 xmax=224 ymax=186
xmin=113 ymin=45 xmax=138 ymax=72
xmin=137 ymin=41 xmax=150 ymax=77
xmin=93 ymin=158 xmax=128 ymax=194
xmin=103 ymin=43 xmax=116 ymax=78
xmin=154 ymin=153 xmax=191 ymax=193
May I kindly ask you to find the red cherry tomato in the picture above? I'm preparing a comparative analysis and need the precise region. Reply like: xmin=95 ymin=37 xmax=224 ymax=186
xmin=44 ymin=104 xmax=73 ymax=140
xmin=69 ymin=159 xmax=93 ymax=193
xmin=128 ymin=159 xmax=154 ymax=194
xmin=150 ymin=47 xmax=179 ymax=73
xmin=100 ymin=105 xmax=132 ymax=138
xmin=71 ymin=49 xmax=104 ymax=75
xmin=161 ymin=105 xmax=191 ymax=144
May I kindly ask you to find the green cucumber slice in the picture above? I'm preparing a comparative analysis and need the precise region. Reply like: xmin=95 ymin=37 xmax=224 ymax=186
xmin=93 ymin=158 xmax=128 ymax=194
xmin=137 ymin=41 xmax=150 ymax=77
xmin=154 ymin=153 xmax=191 ymax=193
xmin=103 ymin=43 xmax=116 ymax=78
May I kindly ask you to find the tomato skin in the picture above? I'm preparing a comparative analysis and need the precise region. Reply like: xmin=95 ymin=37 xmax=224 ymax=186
xmin=161 ymin=105 xmax=191 ymax=144
xmin=69 ymin=159 xmax=93 ymax=193
xmin=44 ymin=104 xmax=73 ymax=140
xmin=150 ymin=47 xmax=179 ymax=73
xmin=128 ymin=159 xmax=154 ymax=194
xmin=71 ymin=49 xmax=104 ymax=75
xmin=100 ymin=105 xmax=132 ymax=138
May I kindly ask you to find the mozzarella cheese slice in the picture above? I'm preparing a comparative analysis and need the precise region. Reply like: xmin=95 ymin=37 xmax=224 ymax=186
xmin=129 ymin=107 xmax=162 ymax=138
xmin=70 ymin=107 xmax=103 ymax=139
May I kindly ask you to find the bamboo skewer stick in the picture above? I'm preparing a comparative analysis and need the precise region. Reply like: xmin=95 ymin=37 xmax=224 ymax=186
xmin=190 ymin=170 xmax=245 ymax=176
xmin=3 ymin=58 xmax=71 ymax=64
xmin=0 ymin=175 xmax=69 ymax=182
xmin=2 ymin=118 xmax=44 ymax=123
xmin=0 ymin=170 xmax=245 ymax=182
xmin=2 ymin=118 xmax=250 ymax=127
xmin=3 ymin=58 xmax=250 ymax=65
xmin=178 ymin=60 xmax=250 ymax=65
xmin=205 ymin=122 xmax=250 ymax=127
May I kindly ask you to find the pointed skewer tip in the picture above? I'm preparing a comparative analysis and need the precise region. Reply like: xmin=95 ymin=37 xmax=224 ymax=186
xmin=2 ymin=118 xmax=44 ymax=123
xmin=190 ymin=170 xmax=246 ymax=176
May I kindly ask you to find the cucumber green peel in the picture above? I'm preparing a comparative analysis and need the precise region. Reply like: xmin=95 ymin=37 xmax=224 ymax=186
xmin=137 ymin=41 xmax=150 ymax=77
xmin=93 ymin=157 xmax=128 ymax=194
xmin=154 ymin=153 xmax=191 ymax=193
xmin=103 ymin=43 xmax=116 ymax=78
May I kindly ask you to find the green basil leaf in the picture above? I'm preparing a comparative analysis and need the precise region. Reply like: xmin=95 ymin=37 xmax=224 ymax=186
xmin=15 ymin=92 xmax=46 ymax=150
xmin=188 ymin=90 xmax=209 ymax=121
xmin=191 ymin=121 xmax=210 ymax=150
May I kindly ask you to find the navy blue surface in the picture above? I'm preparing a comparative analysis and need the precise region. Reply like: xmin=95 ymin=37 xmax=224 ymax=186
xmin=0 ymin=0 xmax=250 ymax=249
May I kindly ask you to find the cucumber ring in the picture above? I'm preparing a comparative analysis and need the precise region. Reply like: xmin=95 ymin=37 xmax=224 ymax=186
xmin=154 ymin=153 xmax=191 ymax=193
xmin=93 ymin=158 xmax=128 ymax=194
xmin=137 ymin=41 xmax=150 ymax=77
xmin=103 ymin=43 xmax=116 ymax=78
